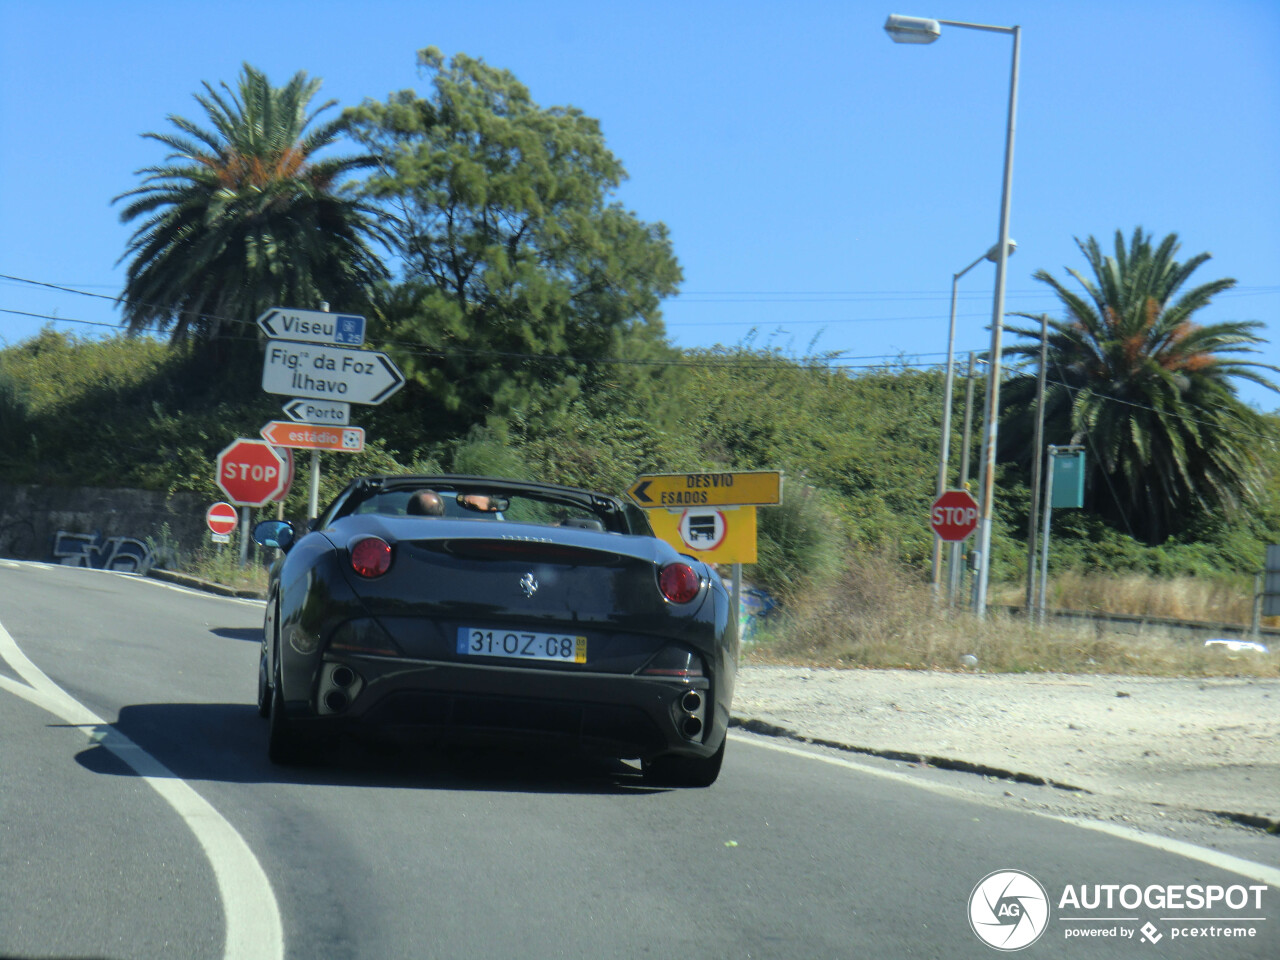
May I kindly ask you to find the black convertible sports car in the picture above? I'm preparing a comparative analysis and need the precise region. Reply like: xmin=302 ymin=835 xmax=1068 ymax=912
xmin=252 ymin=474 xmax=738 ymax=786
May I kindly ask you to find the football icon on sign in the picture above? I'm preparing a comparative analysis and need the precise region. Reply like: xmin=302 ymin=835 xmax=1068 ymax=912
xmin=678 ymin=510 xmax=727 ymax=551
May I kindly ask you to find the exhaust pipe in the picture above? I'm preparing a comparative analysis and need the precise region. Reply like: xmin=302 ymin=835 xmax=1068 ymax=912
xmin=681 ymin=716 xmax=703 ymax=738
xmin=324 ymin=690 xmax=349 ymax=713
xmin=681 ymin=690 xmax=702 ymax=713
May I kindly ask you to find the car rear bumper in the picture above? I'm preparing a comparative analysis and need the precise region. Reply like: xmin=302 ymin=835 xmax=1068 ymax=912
xmin=284 ymin=654 xmax=722 ymax=762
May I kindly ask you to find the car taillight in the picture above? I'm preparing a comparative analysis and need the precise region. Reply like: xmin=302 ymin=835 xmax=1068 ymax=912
xmin=659 ymin=562 xmax=701 ymax=603
xmin=350 ymin=537 xmax=392 ymax=578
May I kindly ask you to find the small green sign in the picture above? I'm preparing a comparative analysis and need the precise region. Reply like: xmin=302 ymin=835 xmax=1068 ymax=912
xmin=1050 ymin=450 xmax=1085 ymax=509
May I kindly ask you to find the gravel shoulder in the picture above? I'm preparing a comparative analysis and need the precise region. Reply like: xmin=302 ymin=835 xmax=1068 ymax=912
xmin=731 ymin=665 xmax=1280 ymax=829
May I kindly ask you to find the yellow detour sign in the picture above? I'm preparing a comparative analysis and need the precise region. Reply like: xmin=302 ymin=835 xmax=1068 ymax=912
xmin=647 ymin=506 xmax=757 ymax=564
xmin=627 ymin=470 xmax=782 ymax=508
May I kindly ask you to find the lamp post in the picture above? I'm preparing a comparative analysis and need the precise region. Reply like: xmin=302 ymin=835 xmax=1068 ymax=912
xmin=931 ymin=240 xmax=1015 ymax=597
xmin=885 ymin=13 xmax=1021 ymax=619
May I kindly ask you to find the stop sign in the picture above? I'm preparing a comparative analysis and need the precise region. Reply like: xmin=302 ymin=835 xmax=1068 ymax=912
xmin=216 ymin=439 xmax=287 ymax=506
xmin=206 ymin=501 xmax=239 ymax=536
xmin=930 ymin=489 xmax=980 ymax=541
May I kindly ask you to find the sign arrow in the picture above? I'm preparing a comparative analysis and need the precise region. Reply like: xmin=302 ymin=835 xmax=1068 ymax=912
xmin=260 ymin=421 xmax=366 ymax=453
xmin=257 ymin=307 xmax=365 ymax=346
xmin=283 ymin=398 xmax=350 ymax=425
xmin=261 ymin=342 xmax=405 ymax=406
xmin=626 ymin=471 xmax=783 ymax=508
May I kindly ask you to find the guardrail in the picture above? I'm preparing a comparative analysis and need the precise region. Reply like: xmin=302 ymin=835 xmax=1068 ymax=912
xmin=995 ymin=605 xmax=1278 ymax=645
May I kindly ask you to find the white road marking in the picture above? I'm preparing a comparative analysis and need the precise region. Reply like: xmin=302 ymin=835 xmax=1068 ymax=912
xmin=0 ymin=617 xmax=283 ymax=960
xmin=131 ymin=574 xmax=265 ymax=606
xmin=733 ymin=734 xmax=1280 ymax=889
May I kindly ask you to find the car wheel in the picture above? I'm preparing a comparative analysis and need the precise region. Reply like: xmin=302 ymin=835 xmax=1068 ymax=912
xmin=643 ymin=736 xmax=726 ymax=788
xmin=257 ymin=600 xmax=279 ymax=719
xmin=267 ymin=648 xmax=307 ymax=766
xmin=256 ymin=645 xmax=272 ymax=719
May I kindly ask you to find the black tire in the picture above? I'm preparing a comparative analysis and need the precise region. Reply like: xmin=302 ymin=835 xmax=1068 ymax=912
xmin=256 ymin=647 xmax=272 ymax=719
xmin=257 ymin=601 xmax=278 ymax=718
xmin=267 ymin=649 xmax=307 ymax=766
xmin=643 ymin=736 xmax=726 ymax=788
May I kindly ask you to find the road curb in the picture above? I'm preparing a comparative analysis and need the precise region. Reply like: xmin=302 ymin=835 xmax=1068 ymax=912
xmin=148 ymin=568 xmax=266 ymax=600
xmin=731 ymin=715 xmax=1088 ymax=791
xmin=729 ymin=714 xmax=1280 ymax=835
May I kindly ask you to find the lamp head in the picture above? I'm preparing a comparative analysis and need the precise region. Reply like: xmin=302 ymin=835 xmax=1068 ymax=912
xmin=884 ymin=14 xmax=941 ymax=43
xmin=984 ymin=239 xmax=1017 ymax=262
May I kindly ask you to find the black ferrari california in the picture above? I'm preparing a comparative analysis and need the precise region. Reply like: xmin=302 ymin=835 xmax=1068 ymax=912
xmin=252 ymin=474 xmax=738 ymax=786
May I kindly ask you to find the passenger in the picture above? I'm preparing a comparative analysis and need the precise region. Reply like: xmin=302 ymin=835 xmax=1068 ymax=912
xmin=407 ymin=489 xmax=445 ymax=516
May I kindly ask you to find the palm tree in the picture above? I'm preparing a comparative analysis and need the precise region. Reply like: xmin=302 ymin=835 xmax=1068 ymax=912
xmin=1000 ymin=228 xmax=1279 ymax=544
xmin=115 ymin=64 xmax=393 ymax=344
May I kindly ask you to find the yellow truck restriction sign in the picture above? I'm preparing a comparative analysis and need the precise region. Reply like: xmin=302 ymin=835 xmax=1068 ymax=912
xmin=647 ymin=507 xmax=758 ymax=565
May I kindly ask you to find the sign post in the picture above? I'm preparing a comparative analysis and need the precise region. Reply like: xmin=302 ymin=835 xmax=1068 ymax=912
xmin=1037 ymin=444 xmax=1086 ymax=622
xmin=1262 ymin=545 xmax=1280 ymax=619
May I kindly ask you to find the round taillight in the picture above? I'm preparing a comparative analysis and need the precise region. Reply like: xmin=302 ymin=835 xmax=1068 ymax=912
xmin=350 ymin=537 xmax=392 ymax=578
xmin=659 ymin=563 xmax=701 ymax=603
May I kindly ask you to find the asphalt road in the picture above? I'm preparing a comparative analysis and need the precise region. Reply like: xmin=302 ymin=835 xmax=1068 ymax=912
xmin=1 ymin=561 xmax=1276 ymax=960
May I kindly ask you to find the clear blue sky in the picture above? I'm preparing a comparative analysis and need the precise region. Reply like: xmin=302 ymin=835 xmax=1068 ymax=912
xmin=3 ymin=0 xmax=1278 ymax=411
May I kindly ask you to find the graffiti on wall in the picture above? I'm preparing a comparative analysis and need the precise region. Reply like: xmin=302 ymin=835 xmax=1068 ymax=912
xmin=53 ymin=531 xmax=155 ymax=574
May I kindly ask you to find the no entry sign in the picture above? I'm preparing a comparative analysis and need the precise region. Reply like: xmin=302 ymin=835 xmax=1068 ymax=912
xmin=216 ymin=439 xmax=287 ymax=506
xmin=206 ymin=501 xmax=239 ymax=536
xmin=930 ymin=489 xmax=980 ymax=542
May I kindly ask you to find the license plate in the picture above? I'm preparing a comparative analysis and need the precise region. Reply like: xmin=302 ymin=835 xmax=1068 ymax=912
xmin=456 ymin=627 xmax=587 ymax=664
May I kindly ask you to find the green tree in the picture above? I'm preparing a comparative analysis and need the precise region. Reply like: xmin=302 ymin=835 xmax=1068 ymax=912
xmin=1001 ymin=228 xmax=1280 ymax=543
xmin=116 ymin=64 xmax=392 ymax=345
xmin=346 ymin=48 xmax=682 ymax=434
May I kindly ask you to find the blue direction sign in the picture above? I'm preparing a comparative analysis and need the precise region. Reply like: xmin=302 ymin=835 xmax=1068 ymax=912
xmin=257 ymin=307 xmax=365 ymax=346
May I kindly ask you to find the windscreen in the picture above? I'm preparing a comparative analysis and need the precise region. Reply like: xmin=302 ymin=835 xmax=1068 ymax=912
xmin=343 ymin=485 xmax=624 ymax=532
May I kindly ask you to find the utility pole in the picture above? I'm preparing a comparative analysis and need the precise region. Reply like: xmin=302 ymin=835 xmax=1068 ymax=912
xmin=1024 ymin=314 xmax=1048 ymax=615
xmin=949 ymin=352 xmax=978 ymax=604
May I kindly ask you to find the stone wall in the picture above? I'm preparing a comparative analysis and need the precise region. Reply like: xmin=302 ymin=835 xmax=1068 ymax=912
xmin=0 ymin=483 xmax=209 ymax=570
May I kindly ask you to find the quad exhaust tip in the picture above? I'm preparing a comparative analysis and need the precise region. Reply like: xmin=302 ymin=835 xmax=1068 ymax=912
xmin=681 ymin=690 xmax=702 ymax=713
xmin=324 ymin=690 xmax=349 ymax=713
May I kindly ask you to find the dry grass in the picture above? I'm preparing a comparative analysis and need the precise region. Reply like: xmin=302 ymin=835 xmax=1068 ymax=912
xmin=752 ymin=554 xmax=1279 ymax=677
xmin=990 ymin=571 xmax=1267 ymax=625
xmin=185 ymin=545 xmax=271 ymax=595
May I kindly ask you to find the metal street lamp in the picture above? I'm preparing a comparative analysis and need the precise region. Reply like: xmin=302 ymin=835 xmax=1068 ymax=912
xmin=885 ymin=12 xmax=1022 ymax=619
xmin=931 ymin=239 xmax=1015 ymax=597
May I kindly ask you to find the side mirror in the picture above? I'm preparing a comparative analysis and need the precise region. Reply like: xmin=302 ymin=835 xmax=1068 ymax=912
xmin=253 ymin=519 xmax=295 ymax=551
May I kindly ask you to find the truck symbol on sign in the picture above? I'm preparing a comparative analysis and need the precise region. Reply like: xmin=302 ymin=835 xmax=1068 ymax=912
xmin=687 ymin=515 xmax=719 ymax=544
